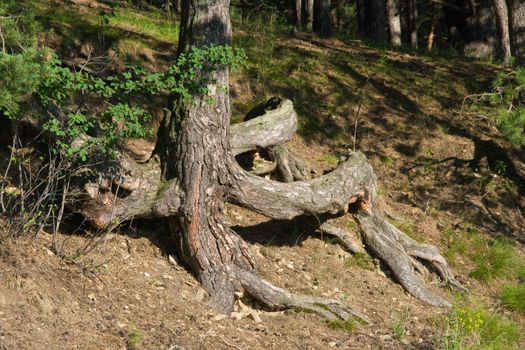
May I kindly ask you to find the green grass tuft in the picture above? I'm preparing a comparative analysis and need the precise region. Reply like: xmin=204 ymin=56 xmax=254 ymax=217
xmin=318 ymin=154 xmax=339 ymax=166
xmin=500 ymin=284 xmax=525 ymax=314
xmin=441 ymin=298 xmax=522 ymax=349
xmin=344 ymin=252 xmax=374 ymax=270
xmin=325 ymin=318 xmax=358 ymax=332
xmin=470 ymin=239 xmax=518 ymax=281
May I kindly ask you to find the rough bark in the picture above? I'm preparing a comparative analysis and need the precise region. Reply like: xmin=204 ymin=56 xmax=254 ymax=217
xmin=295 ymin=0 xmax=302 ymax=30
xmin=387 ymin=0 xmax=402 ymax=46
xmin=76 ymin=98 xmax=300 ymax=227
xmin=159 ymin=0 xmax=255 ymax=313
xmin=306 ymin=0 xmax=315 ymax=32
xmin=510 ymin=0 xmax=525 ymax=62
xmin=407 ymin=0 xmax=418 ymax=48
xmin=356 ymin=0 xmax=367 ymax=36
xmin=370 ymin=0 xmax=387 ymax=42
xmin=492 ymin=0 xmax=512 ymax=64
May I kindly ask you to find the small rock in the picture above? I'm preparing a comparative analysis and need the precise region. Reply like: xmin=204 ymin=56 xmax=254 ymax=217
xmin=380 ymin=334 xmax=392 ymax=341
xmin=168 ymin=255 xmax=177 ymax=266
xmin=328 ymin=341 xmax=337 ymax=347
xmin=87 ymin=293 xmax=96 ymax=302
xmin=231 ymin=312 xmax=244 ymax=320
xmin=249 ymin=311 xmax=262 ymax=323
xmin=194 ymin=288 xmax=206 ymax=302
xmin=212 ymin=314 xmax=227 ymax=321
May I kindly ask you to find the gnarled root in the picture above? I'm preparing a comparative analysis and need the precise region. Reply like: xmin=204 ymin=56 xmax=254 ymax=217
xmin=355 ymin=203 xmax=463 ymax=307
xmin=235 ymin=268 xmax=370 ymax=323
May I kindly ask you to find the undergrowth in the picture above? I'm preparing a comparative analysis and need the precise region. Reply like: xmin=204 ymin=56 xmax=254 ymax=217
xmin=440 ymin=298 xmax=522 ymax=350
xmin=470 ymin=239 xmax=521 ymax=281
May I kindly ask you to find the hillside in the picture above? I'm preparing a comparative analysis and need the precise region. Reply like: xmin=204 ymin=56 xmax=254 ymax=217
xmin=1 ymin=1 xmax=525 ymax=349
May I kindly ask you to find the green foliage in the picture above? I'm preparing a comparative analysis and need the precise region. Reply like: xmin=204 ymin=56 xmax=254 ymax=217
xmin=470 ymin=239 xmax=519 ymax=281
xmin=1 ymin=40 xmax=245 ymax=160
xmin=441 ymin=299 xmax=522 ymax=350
xmin=500 ymin=284 xmax=525 ymax=314
xmin=0 ymin=1 xmax=42 ymax=53
xmin=490 ymin=67 xmax=525 ymax=146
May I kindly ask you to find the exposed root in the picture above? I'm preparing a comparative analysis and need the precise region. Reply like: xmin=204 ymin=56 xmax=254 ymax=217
xmin=235 ymin=268 xmax=370 ymax=323
xmin=318 ymin=222 xmax=364 ymax=254
xmin=270 ymin=144 xmax=311 ymax=182
xmin=355 ymin=204 xmax=464 ymax=307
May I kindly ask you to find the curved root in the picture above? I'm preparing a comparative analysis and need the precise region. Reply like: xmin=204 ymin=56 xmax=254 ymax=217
xmin=235 ymin=268 xmax=370 ymax=323
xmin=355 ymin=204 xmax=464 ymax=307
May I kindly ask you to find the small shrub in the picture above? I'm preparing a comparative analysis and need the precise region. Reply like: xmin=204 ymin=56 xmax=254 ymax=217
xmin=500 ymin=284 xmax=525 ymax=314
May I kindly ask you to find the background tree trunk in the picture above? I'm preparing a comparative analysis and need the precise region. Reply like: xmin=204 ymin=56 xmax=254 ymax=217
xmin=306 ymin=0 xmax=315 ymax=31
xmin=492 ymin=0 xmax=512 ymax=64
xmin=369 ymin=0 xmax=387 ymax=42
xmin=336 ymin=0 xmax=342 ymax=30
xmin=386 ymin=0 xmax=402 ymax=46
xmin=295 ymin=0 xmax=302 ymax=30
xmin=510 ymin=0 xmax=525 ymax=62
xmin=314 ymin=0 xmax=332 ymax=36
xmin=407 ymin=0 xmax=418 ymax=48
xmin=356 ymin=0 xmax=367 ymax=36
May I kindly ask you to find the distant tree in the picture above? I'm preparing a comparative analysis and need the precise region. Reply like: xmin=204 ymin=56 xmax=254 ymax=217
xmin=492 ymin=0 xmax=512 ymax=64
xmin=314 ymin=0 xmax=332 ymax=36
xmin=406 ymin=0 xmax=418 ymax=48
xmin=356 ymin=0 xmax=387 ymax=42
xmin=510 ymin=0 xmax=525 ymax=62
xmin=386 ymin=0 xmax=402 ymax=46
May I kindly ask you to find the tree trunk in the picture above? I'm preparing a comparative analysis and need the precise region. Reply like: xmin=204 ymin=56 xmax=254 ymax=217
xmin=306 ymin=0 xmax=314 ymax=31
xmin=387 ymin=0 xmax=402 ymax=46
xmin=314 ymin=0 xmax=332 ymax=36
xmin=427 ymin=4 xmax=438 ymax=51
xmin=492 ymin=0 xmax=512 ymax=64
xmin=407 ymin=0 xmax=418 ymax=48
xmin=159 ymin=0 xmax=255 ymax=313
xmin=336 ymin=0 xmax=342 ymax=30
xmin=295 ymin=0 xmax=303 ymax=30
xmin=356 ymin=0 xmax=367 ymax=36
xmin=510 ymin=0 xmax=525 ymax=62
xmin=369 ymin=0 xmax=387 ymax=42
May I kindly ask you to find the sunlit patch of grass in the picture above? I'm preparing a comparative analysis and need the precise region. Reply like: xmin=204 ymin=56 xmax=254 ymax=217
xmin=318 ymin=154 xmax=339 ymax=166
xmin=500 ymin=284 xmax=525 ymax=314
xmin=390 ymin=307 xmax=411 ymax=340
xmin=344 ymin=252 xmax=374 ymax=271
xmin=391 ymin=217 xmax=425 ymax=242
xmin=109 ymin=9 xmax=179 ymax=43
xmin=470 ymin=239 xmax=519 ymax=281
xmin=440 ymin=298 xmax=522 ymax=350
xmin=380 ymin=155 xmax=394 ymax=166
xmin=325 ymin=318 xmax=358 ymax=332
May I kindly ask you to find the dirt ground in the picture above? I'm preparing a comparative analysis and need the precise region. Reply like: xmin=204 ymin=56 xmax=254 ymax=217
xmin=2 ymin=2 xmax=525 ymax=348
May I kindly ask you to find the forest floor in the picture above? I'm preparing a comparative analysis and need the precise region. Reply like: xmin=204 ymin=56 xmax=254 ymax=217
xmin=1 ymin=1 xmax=525 ymax=349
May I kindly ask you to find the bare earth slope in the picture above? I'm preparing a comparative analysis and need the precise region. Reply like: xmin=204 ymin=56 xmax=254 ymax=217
xmin=1 ymin=2 xmax=525 ymax=349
